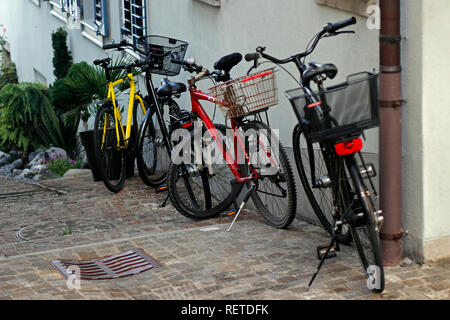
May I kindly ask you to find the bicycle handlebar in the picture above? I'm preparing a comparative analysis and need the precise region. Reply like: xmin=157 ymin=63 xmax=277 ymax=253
xmin=170 ymin=53 xmax=205 ymax=74
xmin=324 ymin=16 xmax=356 ymax=34
xmin=170 ymin=52 xmax=230 ymax=84
xmin=245 ymin=17 xmax=356 ymax=67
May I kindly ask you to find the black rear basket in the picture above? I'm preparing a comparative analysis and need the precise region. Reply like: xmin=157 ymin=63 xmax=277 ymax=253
xmin=137 ymin=35 xmax=188 ymax=76
xmin=285 ymin=72 xmax=380 ymax=143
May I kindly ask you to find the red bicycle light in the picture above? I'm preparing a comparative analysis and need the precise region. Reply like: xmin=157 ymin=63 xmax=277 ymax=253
xmin=334 ymin=138 xmax=363 ymax=155
xmin=307 ymin=101 xmax=322 ymax=108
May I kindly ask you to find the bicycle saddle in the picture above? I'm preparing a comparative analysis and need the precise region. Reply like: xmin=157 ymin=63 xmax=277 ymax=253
xmin=214 ymin=52 xmax=243 ymax=74
xmin=157 ymin=78 xmax=187 ymax=97
xmin=302 ymin=62 xmax=338 ymax=83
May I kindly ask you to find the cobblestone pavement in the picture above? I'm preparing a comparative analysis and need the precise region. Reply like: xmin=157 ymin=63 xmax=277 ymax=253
xmin=0 ymin=174 xmax=449 ymax=300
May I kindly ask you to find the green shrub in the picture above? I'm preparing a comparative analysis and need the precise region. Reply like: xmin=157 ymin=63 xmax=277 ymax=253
xmin=0 ymin=62 xmax=18 ymax=92
xmin=60 ymin=57 xmax=135 ymax=130
xmin=52 ymin=28 xmax=72 ymax=80
xmin=51 ymin=62 xmax=92 ymax=115
xmin=41 ymin=154 xmax=82 ymax=176
xmin=0 ymin=83 xmax=64 ymax=153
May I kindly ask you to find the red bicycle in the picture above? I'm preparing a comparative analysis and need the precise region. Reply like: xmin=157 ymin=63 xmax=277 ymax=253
xmin=166 ymin=53 xmax=297 ymax=229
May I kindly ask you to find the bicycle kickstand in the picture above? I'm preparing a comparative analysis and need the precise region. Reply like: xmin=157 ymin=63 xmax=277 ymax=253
xmin=159 ymin=193 xmax=170 ymax=208
xmin=226 ymin=182 xmax=256 ymax=232
xmin=307 ymin=235 xmax=337 ymax=290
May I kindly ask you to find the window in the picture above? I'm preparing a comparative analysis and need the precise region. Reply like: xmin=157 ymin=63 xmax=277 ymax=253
xmin=49 ymin=0 xmax=80 ymax=23
xmin=81 ymin=0 xmax=109 ymax=36
xmin=121 ymin=0 xmax=147 ymax=47
xmin=314 ymin=0 xmax=377 ymax=17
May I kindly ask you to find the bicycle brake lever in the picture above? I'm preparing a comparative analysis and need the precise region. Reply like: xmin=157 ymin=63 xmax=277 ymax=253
xmin=326 ymin=30 xmax=355 ymax=37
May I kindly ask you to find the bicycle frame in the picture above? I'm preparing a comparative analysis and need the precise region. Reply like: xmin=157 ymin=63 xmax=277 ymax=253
xmin=189 ymin=88 xmax=265 ymax=184
xmin=105 ymin=72 xmax=146 ymax=149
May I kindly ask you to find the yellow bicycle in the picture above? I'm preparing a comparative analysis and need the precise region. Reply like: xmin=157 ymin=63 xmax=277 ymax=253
xmin=92 ymin=41 xmax=152 ymax=192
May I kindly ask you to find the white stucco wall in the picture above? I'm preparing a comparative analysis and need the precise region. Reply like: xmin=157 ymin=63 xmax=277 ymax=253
xmin=401 ymin=0 xmax=424 ymax=261
xmin=421 ymin=0 xmax=450 ymax=251
xmin=147 ymin=0 xmax=380 ymax=150
xmin=401 ymin=0 xmax=450 ymax=261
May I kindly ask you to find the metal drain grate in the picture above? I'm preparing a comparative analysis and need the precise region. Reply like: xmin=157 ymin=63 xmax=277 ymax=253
xmin=49 ymin=248 xmax=162 ymax=280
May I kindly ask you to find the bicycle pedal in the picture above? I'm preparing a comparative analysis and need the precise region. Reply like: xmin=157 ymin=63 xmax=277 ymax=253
xmin=221 ymin=210 xmax=237 ymax=217
xmin=156 ymin=186 xmax=168 ymax=193
xmin=316 ymin=244 xmax=337 ymax=261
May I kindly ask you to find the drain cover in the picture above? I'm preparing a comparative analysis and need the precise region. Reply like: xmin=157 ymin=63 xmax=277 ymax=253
xmin=49 ymin=248 xmax=162 ymax=280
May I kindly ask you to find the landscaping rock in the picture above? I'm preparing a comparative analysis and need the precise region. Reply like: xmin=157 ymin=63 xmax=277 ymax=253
xmin=0 ymin=151 xmax=11 ymax=166
xmin=45 ymin=147 xmax=67 ymax=160
xmin=12 ymin=169 xmax=22 ymax=177
xmin=63 ymin=169 xmax=91 ymax=178
xmin=9 ymin=159 xmax=23 ymax=171
xmin=27 ymin=147 xmax=67 ymax=169
xmin=27 ymin=150 xmax=46 ymax=169
xmin=29 ymin=164 xmax=45 ymax=175
xmin=32 ymin=174 xmax=42 ymax=182
xmin=0 ymin=165 xmax=11 ymax=176
xmin=28 ymin=149 xmax=44 ymax=162
xmin=9 ymin=150 xmax=18 ymax=159
xmin=19 ymin=169 xmax=35 ymax=180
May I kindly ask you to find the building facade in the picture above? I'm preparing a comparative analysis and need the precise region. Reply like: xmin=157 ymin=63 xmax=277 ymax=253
xmin=0 ymin=0 xmax=449 ymax=263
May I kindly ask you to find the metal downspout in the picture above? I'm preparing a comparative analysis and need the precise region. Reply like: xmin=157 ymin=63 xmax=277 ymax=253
xmin=379 ymin=0 xmax=403 ymax=266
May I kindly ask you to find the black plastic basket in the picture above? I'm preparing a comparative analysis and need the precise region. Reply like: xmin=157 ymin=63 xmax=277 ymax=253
xmin=285 ymin=72 xmax=380 ymax=143
xmin=137 ymin=35 xmax=188 ymax=76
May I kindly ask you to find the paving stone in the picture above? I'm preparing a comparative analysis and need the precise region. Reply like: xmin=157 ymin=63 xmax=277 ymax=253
xmin=1 ymin=175 xmax=450 ymax=300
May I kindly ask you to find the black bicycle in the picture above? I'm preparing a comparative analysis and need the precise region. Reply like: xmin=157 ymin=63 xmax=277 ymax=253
xmin=133 ymin=35 xmax=191 ymax=189
xmin=96 ymin=36 xmax=195 ymax=193
xmin=246 ymin=17 xmax=385 ymax=293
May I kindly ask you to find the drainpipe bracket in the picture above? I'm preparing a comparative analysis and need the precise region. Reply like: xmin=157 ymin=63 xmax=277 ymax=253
xmin=380 ymin=99 xmax=406 ymax=108
xmin=380 ymin=65 xmax=402 ymax=73
xmin=380 ymin=229 xmax=404 ymax=241
xmin=379 ymin=34 xmax=402 ymax=44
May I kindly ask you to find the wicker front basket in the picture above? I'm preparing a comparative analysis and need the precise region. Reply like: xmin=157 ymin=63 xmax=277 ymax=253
xmin=208 ymin=68 xmax=278 ymax=119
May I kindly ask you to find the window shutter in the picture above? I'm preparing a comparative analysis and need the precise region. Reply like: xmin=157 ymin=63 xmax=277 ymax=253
xmin=121 ymin=0 xmax=147 ymax=46
xmin=94 ymin=0 xmax=108 ymax=36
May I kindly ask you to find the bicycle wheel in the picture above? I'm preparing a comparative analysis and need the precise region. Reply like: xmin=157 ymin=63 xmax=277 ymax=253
xmin=93 ymin=102 xmax=126 ymax=193
xmin=346 ymin=157 xmax=384 ymax=293
xmin=133 ymin=96 xmax=147 ymax=143
xmin=167 ymin=123 xmax=241 ymax=219
xmin=294 ymin=129 xmax=352 ymax=244
xmin=242 ymin=121 xmax=297 ymax=229
xmin=136 ymin=99 xmax=171 ymax=187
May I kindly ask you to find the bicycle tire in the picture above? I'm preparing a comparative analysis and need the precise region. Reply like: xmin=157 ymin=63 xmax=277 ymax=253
xmin=135 ymin=99 xmax=168 ymax=187
xmin=93 ymin=102 xmax=126 ymax=193
xmin=167 ymin=124 xmax=242 ymax=219
xmin=242 ymin=121 xmax=297 ymax=229
xmin=346 ymin=156 xmax=385 ymax=293
xmin=294 ymin=129 xmax=352 ymax=244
